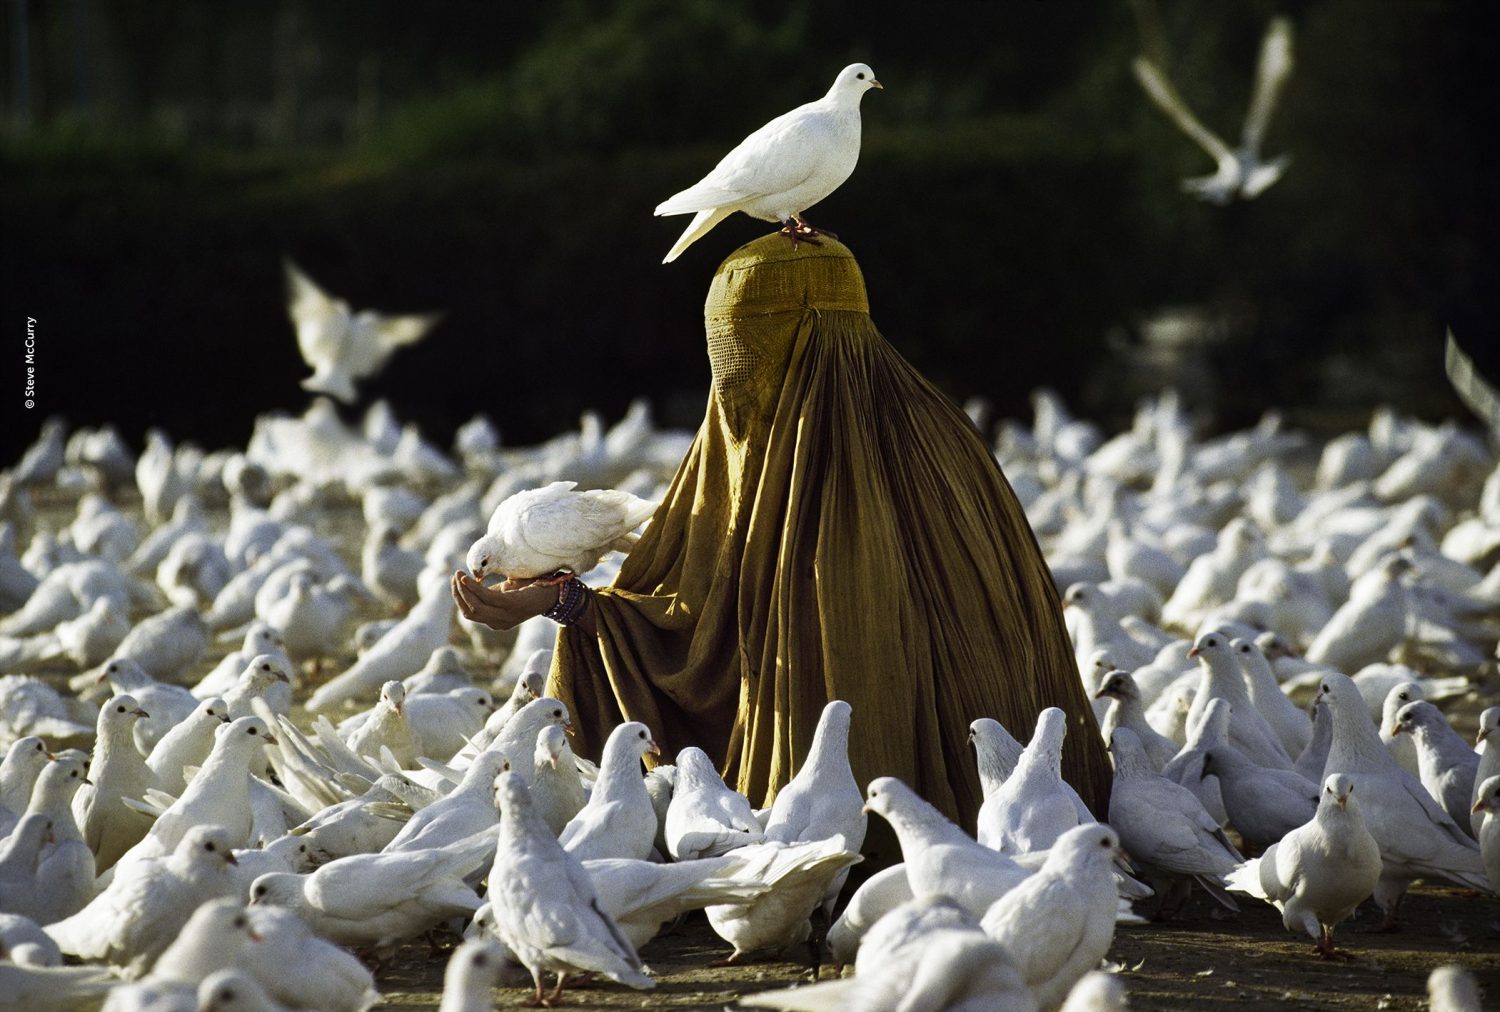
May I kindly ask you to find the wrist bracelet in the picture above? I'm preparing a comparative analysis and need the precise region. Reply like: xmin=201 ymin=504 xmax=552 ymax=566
xmin=544 ymin=576 xmax=590 ymax=626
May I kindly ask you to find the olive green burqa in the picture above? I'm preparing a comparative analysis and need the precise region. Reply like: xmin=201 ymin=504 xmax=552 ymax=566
xmin=550 ymin=234 xmax=1111 ymax=828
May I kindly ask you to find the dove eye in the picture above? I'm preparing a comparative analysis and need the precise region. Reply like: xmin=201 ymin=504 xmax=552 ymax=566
xmin=553 ymin=710 xmax=562 ymax=718
xmin=473 ymin=954 xmax=487 ymax=966
xmin=116 ymin=705 xmax=126 ymax=713
xmin=204 ymin=842 xmax=216 ymax=852
xmin=261 ymin=663 xmax=269 ymax=671
xmin=233 ymin=915 xmax=246 ymax=928
xmin=255 ymin=885 xmax=267 ymax=897
xmin=247 ymin=727 xmax=258 ymax=735
xmin=1099 ymin=838 xmax=1110 ymax=848
xmin=638 ymin=730 xmax=646 ymax=739
xmin=856 ymin=72 xmax=865 ymax=79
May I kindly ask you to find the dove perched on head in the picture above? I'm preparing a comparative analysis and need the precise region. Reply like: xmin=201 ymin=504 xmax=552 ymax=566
xmin=980 ymin=823 xmax=1126 ymax=1009
xmin=487 ymin=771 xmax=654 ymax=1005
xmin=560 ymin=721 xmax=661 ymax=862
xmin=655 ymin=63 xmax=882 ymax=263
xmin=283 ymin=259 xmax=440 ymax=405
xmin=467 ymin=481 xmax=658 ymax=588
xmin=1313 ymin=672 xmax=1488 ymax=927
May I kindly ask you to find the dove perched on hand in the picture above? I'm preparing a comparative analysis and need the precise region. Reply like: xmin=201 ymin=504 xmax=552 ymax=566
xmin=655 ymin=63 xmax=882 ymax=263
xmin=284 ymin=259 xmax=440 ymax=405
xmin=467 ymin=481 xmax=658 ymax=588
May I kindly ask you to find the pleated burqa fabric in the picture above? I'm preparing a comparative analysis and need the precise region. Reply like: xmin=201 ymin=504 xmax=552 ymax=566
xmin=550 ymin=234 xmax=1112 ymax=830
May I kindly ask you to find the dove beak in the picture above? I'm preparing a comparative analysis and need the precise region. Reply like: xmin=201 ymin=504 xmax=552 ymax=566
xmin=1116 ymin=847 xmax=1131 ymax=863
xmin=1478 ymin=729 xmax=1491 ymax=744
xmin=394 ymin=702 xmax=403 ymax=715
xmin=1060 ymin=598 xmax=1072 ymax=610
xmin=219 ymin=715 xmax=231 ymax=723
xmin=1092 ymin=686 xmax=1110 ymax=699
xmin=46 ymin=751 xmax=57 ymax=760
xmin=1390 ymin=725 xmax=1405 ymax=737
xmin=1473 ymin=798 xmax=1488 ymax=815
xmin=82 ymin=776 xmax=93 ymax=785
xmin=95 ymin=671 xmax=109 ymax=684
xmin=870 ymin=79 xmax=883 ymax=89
xmin=134 ymin=708 xmax=150 ymax=719
xmin=648 ymin=739 xmax=662 ymax=756
xmin=563 ymin=721 xmax=576 ymax=736
xmin=860 ymin=803 xmax=873 ymax=815
xmin=1186 ymin=647 xmax=1200 ymax=658
xmin=276 ymin=672 xmax=289 ymax=683
xmin=262 ymin=734 xmax=279 ymax=746
xmin=549 ymin=755 xmax=559 ymax=769
xmin=224 ymin=853 xmax=239 ymax=866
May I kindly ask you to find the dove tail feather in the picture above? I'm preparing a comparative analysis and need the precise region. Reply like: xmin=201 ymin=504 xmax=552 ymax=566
xmin=663 ymin=207 xmax=735 ymax=264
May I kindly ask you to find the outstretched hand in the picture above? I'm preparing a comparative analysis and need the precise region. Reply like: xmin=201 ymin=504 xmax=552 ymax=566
xmin=451 ymin=570 xmax=557 ymax=631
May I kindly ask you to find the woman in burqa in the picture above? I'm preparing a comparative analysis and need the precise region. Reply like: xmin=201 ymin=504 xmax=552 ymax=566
xmin=453 ymin=234 xmax=1112 ymax=834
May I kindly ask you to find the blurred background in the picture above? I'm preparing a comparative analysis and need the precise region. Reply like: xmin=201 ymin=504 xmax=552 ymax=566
xmin=2 ymin=0 xmax=1496 ymax=462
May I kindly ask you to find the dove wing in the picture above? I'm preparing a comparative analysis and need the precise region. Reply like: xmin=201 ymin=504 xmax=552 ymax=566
xmin=1241 ymin=17 xmax=1294 ymax=153
xmin=655 ymin=105 xmax=827 ymax=215
xmin=517 ymin=490 xmax=654 ymax=562
xmin=983 ymin=873 xmax=1088 ymax=980
xmin=1132 ymin=57 xmax=1234 ymax=162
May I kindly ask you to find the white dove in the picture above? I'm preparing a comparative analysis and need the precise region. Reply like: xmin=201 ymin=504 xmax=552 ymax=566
xmin=977 ymin=707 xmax=1083 ymax=854
xmin=239 ymin=903 xmax=381 ymax=1012
xmin=437 ymin=939 xmax=508 ymax=1012
xmin=1094 ymin=670 xmax=1180 ymax=771
xmin=1313 ymin=672 xmax=1489 ymax=927
xmin=383 ymin=751 xmax=508 ymax=854
xmin=1199 ymin=743 xmax=1318 ymax=852
xmin=1471 ymin=707 xmax=1499 ymax=838
xmin=529 ymin=724 xmax=588 ymax=836
xmin=76 ymin=693 xmax=154 ymax=873
xmin=763 ymin=699 xmax=867 ymax=914
xmin=1226 ymin=773 xmax=1382 ymax=959
xmin=559 ymin=721 xmax=661 ymax=862
xmin=146 ymin=898 xmax=259 ymax=988
xmin=487 ymin=771 xmax=654 ymax=1006
xmin=654 ymin=63 xmax=882 ymax=262
xmin=702 ymin=836 xmax=863 ymax=964
xmin=980 ymin=823 xmax=1126 ymax=1010
xmin=283 ymin=259 xmax=440 ymax=404
xmin=862 ymin=776 xmax=1030 ymax=918
xmin=1392 ymin=699 xmax=1481 ymax=836
xmin=467 ymin=481 xmax=658 ymax=588
xmin=144 ymin=696 xmax=231 ymax=796
xmin=1472 ymin=775 xmax=1500 ymax=896
xmin=0 ymin=735 xmax=51 ymax=819
xmin=46 ymin=824 xmax=241 ymax=979
xmin=665 ymin=746 xmax=764 ymax=860
xmin=1132 ymin=17 xmax=1295 ymax=204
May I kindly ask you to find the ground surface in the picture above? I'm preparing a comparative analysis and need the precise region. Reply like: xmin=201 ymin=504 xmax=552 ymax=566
xmin=372 ymin=884 xmax=1500 ymax=1010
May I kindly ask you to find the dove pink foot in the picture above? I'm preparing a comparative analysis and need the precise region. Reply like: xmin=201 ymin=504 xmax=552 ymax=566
xmin=777 ymin=215 xmax=835 ymax=250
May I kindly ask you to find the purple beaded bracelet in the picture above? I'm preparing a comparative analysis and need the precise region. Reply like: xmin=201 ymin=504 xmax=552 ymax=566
xmin=544 ymin=576 xmax=590 ymax=626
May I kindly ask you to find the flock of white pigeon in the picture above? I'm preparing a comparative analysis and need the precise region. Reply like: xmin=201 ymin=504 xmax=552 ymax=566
xmin=0 ymin=383 xmax=1495 ymax=1012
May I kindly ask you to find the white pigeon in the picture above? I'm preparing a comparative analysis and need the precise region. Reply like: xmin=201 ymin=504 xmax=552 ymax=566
xmin=1472 ymin=775 xmax=1500 ymax=896
xmin=1058 ymin=972 xmax=1129 ymax=1012
xmin=1313 ymin=672 xmax=1489 ymax=926
xmin=1471 ymin=707 xmax=1500 ymax=838
xmin=467 ymin=481 xmax=658 ymax=587
xmin=1107 ymin=728 xmax=1242 ymax=917
xmin=1199 ymin=743 xmax=1318 ymax=852
xmin=1392 ymin=699 xmax=1481 ymax=837
xmin=1227 ymin=774 xmax=1383 ymax=958
xmin=529 ymin=724 xmax=588 ymax=836
xmin=0 ymin=735 xmax=51 ymax=819
xmin=484 ymin=696 xmax=575 ymax=782
xmin=115 ymin=716 xmax=279 ymax=870
xmin=1094 ymin=670 xmax=1180 ymax=770
xmin=437 ymin=938 xmax=508 ymax=1012
xmin=22 ymin=754 xmax=96 ymax=922
xmin=1304 ymin=556 xmax=1413 ymax=672
xmin=1185 ymin=631 xmax=1293 ymax=769
xmin=0 ymin=812 xmax=51 ymax=915
xmin=968 ymin=717 xmax=1024 ymax=796
xmin=402 ymin=646 xmax=473 ymax=696
xmin=1427 ymin=964 xmax=1483 ymax=1012
xmin=144 ymin=697 xmax=231 ymax=796
xmin=222 ymin=656 xmax=294 ymax=722
xmin=702 ymin=836 xmax=863 ymax=963
xmin=0 ymin=959 xmax=115 ymax=1011
xmin=46 ymin=824 xmax=242 ymax=979
xmin=239 ymin=903 xmax=381 ymax=1012
xmin=194 ymin=969 xmax=285 ymax=1012
xmin=399 ymin=687 xmax=494 ymax=761
xmin=743 ymin=894 xmax=1034 ymax=1012
xmin=654 ymin=63 xmax=882 ymax=263
xmin=76 ymin=693 xmax=155 ymax=873
xmin=304 ymin=571 xmax=451 ymax=712
xmin=487 ymin=771 xmax=653 ymax=1006
xmin=343 ymin=682 xmax=418 ymax=768
xmin=247 ymin=831 xmax=491 ymax=952
xmin=977 ymin=707 xmax=1083 ymax=854
xmin=284 ymin=259 xmax=440 ymax=404
xmin=862 ymin=776 xmax=1030 ymax=918
xmin=383 ymin=751 xmax=508 ymax=854
xmin=824 ymin=862 xmax=912 ymax=970
xmin=559 ymin=721 xmax=661 ymax=862
xmin=577 ymin=855 xmax=770 ymax=950
xmin=95 ymin=658 xmax=200 ymax=755
xmin=763 ymin=699 xmax=867 ymax=914
xmin=665 ymin=746 xmax=764 ymax=860
xmin=146 ymin=898 xmax=259 ymax=988
xmin=1377 ymin=681 xmax=1425 ymax=778
xmin=979 ymin=823 xmax=1126 ymax=1009
xmin=192 ymin=623 xmax=286 ymax=698
xmin=1231 ymin=636 xmax=1311 ymax=756
xmin=1132 ymin=18 xmax=1294 ymax=204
